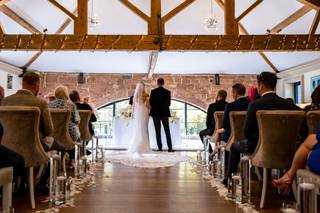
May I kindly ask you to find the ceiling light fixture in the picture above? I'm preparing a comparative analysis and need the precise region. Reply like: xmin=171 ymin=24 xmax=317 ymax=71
xmin=204 ymin=0 xmax=218 ymax=32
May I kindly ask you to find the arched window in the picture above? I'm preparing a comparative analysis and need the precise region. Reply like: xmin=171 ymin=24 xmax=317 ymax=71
xmin=94 ymin=99 xmax=206 ymax=138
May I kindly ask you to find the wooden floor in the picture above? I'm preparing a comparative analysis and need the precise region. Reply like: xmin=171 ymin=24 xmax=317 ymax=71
xmin=13 ymin=152 xmax=290 ymax=213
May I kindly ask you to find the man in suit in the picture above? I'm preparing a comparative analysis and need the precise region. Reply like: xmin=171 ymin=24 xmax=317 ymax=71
xmin=227 ymin=72 xmax=303 ymax=178
xmin=150 ymin=78 xmax=173 ymax=152
xmin=1 ymin=72 xmax=62 ymax=151
xmin=69 ymin=90 xmax=97 ymax=136
xmin=199 ymin=89 xmax=227 ymax=154
xmin=214 ymin=83 xmax=250 ymax=144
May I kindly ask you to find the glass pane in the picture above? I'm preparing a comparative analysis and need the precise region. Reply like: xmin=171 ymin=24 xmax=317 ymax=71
xmin=186 ymin=105 xmax=206 ymax=136
xmin=95 ymin=104 xmax=113 ymax=136
xmin=170 ymin=100 xmax=186 ymax=136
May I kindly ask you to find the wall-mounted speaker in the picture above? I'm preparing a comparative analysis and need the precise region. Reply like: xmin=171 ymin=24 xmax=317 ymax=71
xmin=214 ymin=74 xmax=220 ymax=85
xmin=78 ymin=73 xmax=85 ymax=84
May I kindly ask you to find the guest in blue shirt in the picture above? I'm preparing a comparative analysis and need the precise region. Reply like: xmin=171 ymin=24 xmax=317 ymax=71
xmin=273 ymin=125 xmax=320 ymax=188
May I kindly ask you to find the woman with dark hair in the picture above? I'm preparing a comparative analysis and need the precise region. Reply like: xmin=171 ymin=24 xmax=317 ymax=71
xmin=304 ymin=85 xmax=320 ymax=111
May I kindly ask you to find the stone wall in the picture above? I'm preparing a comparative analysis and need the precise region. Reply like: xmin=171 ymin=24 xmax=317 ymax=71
xmin=39 ymin=73 xmax=258 ymax=110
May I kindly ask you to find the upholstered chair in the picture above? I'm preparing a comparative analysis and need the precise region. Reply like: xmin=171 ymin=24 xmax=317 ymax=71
xmin=306 ymin=110 xmax=320 ymax=134
xmin=78 ymin=110 xmax=92 ymax=142
xmin=0 ymin=106 xmax=48 ymax=209
xmin=213 ymin=111 xmax=224 ymax=134
xmin=225 ymin=111 xmax=247 ymax=151
xmin=49 ymin=109 xmax=75 ymax=150
xmin=0 ymin=167 xmax=13 ymax=212
xmin=251 ymin=110 xmax=305 ymax=208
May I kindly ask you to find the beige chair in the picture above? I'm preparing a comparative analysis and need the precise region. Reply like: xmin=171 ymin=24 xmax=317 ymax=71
xmin=213 ymin=111 xmax=224 ymax=135
xmin=306 ymin=110 xmax=320 ymax=134
xmin=78 ymin=110 xmax=92 ymax=157
xmin=0 ymin=167 xmax=13 ymax=212
xmin=225 ymin=111 xmax=247 ymax=151
xmin=251 ymin=110 xmax=305 ymax=208
xmin=78 ymin=110 xmax=92 ymax=142
xmin=0 ymin=106 xmax=48 ymax=209
xmin=49 ymin=109 xmax=75 ymax=150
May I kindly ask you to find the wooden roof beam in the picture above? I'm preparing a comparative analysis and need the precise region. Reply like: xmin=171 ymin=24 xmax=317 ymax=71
xmin=269 ymin=6 xmax=311 ymax=34
xmin=147 ymin=51 xmax=158 ymax=79
xmin=236 ymin=0 xmax=263 ymax=22
xmin=0 ymin=5 xmax=41 ymax=33
xmin=119 ymin=0 xmax=149 ymax=22
xmin=0 ymin=0 xmax=11 ymax=7
xmin=48 ymin=0 xmax=76 ymax=20
xmin=224 ymin=0 xmax=238 ymax=35
xmin=309 ymin=9 xmax=320 ymax=34
xmin=23 ymin=8 xmax=77 ymax=69
xmin=74 ymin=0 xmax=87 ymax=35
xmin=1 ymin=34 xmax=319 ymax=51
xmin=162 ymin=0 xmax=196 ymax=23
xmin=297 ymin=0 xmax=320 ymax=10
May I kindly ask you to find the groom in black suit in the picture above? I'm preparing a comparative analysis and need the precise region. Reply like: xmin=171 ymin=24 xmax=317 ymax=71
xmin=150 ymin=78 xmax=173 ymax=152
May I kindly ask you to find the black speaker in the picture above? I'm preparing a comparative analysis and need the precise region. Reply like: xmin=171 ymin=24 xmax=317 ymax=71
xmin=78 ymin=73 xmax=85 ymax=84
xmin=214 ymin=74 xmax=220 ymax=85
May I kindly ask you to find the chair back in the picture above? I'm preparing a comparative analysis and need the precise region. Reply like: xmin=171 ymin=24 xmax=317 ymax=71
xmin=78 ymin=110 xmax=92 ymax=141
xmin=49 ymin=109 xmax=75 ymax=150
xmin=213 ymin=111 xmax=224 ymax=133
xmin=251 ymin=110 xmax=305 ymax=169
xmin=225 ymin=111 xmax=247 ymax=151
xmin=306 ymin=110 xmax=320 ymax=134
xmin=0 ymin=106 xmax=48 ymax=167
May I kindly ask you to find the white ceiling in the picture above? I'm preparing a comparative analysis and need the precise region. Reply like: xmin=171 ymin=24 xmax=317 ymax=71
xmin=0 ymin=0 xmax=319 ymax=74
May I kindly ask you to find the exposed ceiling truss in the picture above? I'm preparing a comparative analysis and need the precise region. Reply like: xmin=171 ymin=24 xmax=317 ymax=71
xmin=0 ymin=0 xmax=318 ymax=75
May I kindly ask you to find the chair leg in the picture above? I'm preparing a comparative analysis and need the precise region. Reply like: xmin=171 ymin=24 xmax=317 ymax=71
xmin=3 ymin=182 xmax=13 ymax=212
xmin=260 ymin=168 xmax=267 ymax=208
xmin=255 ymin=166 xmax=262 ymax=182
xmin=28 ymin=167 xmax=35 ymax=209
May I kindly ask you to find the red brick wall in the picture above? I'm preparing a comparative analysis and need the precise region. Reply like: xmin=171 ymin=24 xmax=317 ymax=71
xmin=39 ymin=73 xmax=257 ymax=110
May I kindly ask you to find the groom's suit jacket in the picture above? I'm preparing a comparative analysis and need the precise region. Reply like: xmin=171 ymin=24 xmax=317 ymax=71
xmin=149 ymin=87 xmax=171 ymax=117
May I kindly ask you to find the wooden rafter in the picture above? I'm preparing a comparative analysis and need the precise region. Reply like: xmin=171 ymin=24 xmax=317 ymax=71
xmin=269 ymin=6 xmax=311 ymax=34
xmin=0 ymin=34 xmax=319 ymax=51
xmin=0 ymin=20 xmax=4 ymax=34
xmin=147 ymin=51 xmax=158 ymax=79
xmin=119 ymin=0 xmax=149 ymax=22
xmin=0 ymin=5 xmax=41 ymax=33
xmin=215 ymin=0 xmax=278 ymax=72
xmin=74 ymin=0 xmax=87 ymax=35
xmin=162 ymin=0 xmax=196 ymax=23
xmin=297 ymin=0 xmax=320 ymax=10
xmin=224 ymin=0 xmax=238 ymax=35
xmin=149 ymin=0 xmax=161 ymax=35
xmin=48 ymin=0 xmax=76 ymax=20
xmin=23 ymin=8 xmax=77 ymax=69
xmin=236 ymin=0 xmax=263 ymax=22
xmin=309 ymin=9 xmax=320 ymax=35
xmin=0 ymin=0 xmax=11 ymax=7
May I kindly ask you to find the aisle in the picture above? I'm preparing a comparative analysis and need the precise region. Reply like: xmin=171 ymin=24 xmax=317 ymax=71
xmin=14 ymin=152 xmax=285 ymax=213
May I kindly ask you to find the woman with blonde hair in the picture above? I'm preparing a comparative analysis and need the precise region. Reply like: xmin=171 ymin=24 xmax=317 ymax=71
xmin=48 ymin=85 xmax=81 ymax=142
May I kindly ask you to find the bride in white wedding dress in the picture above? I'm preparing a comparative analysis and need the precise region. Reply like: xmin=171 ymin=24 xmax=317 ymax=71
xmin=105 ymin=81 xmax=188 ymax=168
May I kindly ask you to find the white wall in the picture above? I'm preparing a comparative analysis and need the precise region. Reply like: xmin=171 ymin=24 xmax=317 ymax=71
xmin=0 ymin=62 xmax=22 ymax=97
xmin=277 ymin=59 xmax=320 ymax=103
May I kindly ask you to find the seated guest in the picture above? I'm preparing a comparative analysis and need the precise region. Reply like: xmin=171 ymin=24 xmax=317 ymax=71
xmin=199 ymin=90 xmax=228 ymax=154
xmin=273 ymin=126 xmax=320 ymax=188
xmin=227 ymin=72 xmax=303 ymax=179
xmin=0 ymin=85 xmax=25 ymax=180
xmin=247 ymin=86 xmax=260 ymax=102
xmin=214 ymin=83 xmax=250 ymax=144
xmin=304 ymin=85 xmax=320 ymax=112
xmin=1 ymin=72 xmax=65 ymax=152
xmin=69 ymin=90 xmax=97 ymax=136
xmin=0 ymin=145 xmax=25 ymax=180
xmin=286 ymin=98 xmax=295 ymax=105
xmin=0 ymin=85 xmax=4 ymax=101
xmin=49 ymin=86 xmax=80 ymax=142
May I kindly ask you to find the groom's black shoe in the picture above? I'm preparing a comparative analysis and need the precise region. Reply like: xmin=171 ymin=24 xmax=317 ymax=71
xmin=168 ymin=149 xmax=174 ymax=152
xmin=157 ymin=149 xmax=163 ymax=152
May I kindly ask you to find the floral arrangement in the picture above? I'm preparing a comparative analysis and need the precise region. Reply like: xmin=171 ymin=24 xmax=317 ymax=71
xmin=169 ymin=111 xmax=179 ymax=123
xmin=119 ymin=105 xmax=133 ymax=119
